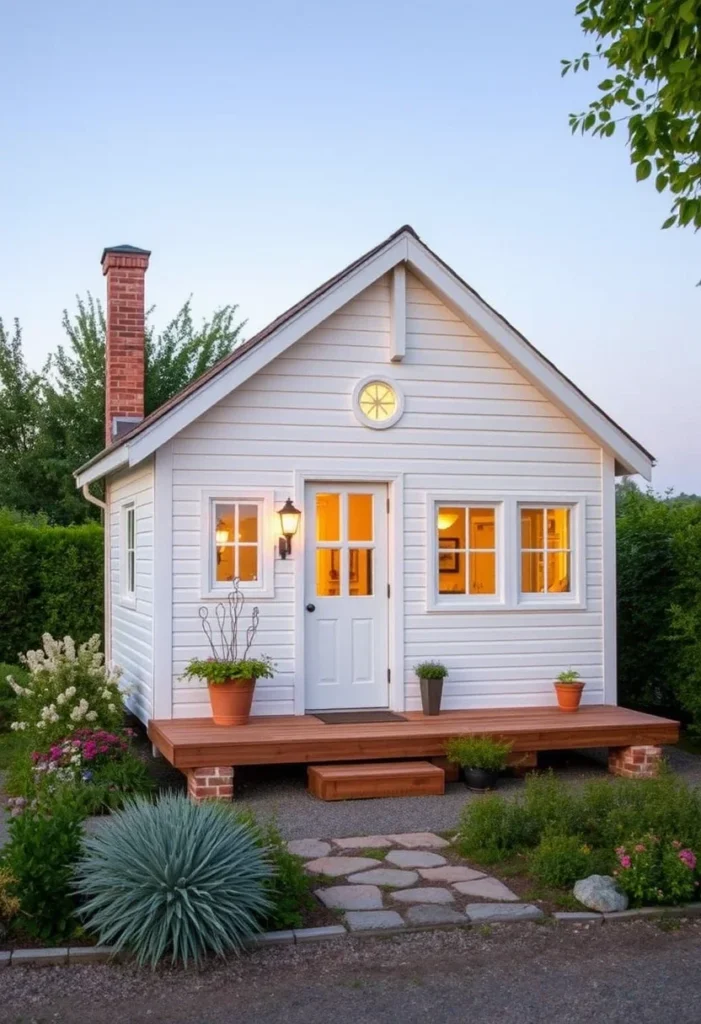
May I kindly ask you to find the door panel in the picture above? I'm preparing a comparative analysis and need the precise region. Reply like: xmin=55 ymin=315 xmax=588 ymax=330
xmin=305 ymin=483 xmax=388 ymax=710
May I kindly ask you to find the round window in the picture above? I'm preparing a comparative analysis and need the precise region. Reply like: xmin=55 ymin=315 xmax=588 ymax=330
xmin=353 ymin=376 xmax=404 ymax=430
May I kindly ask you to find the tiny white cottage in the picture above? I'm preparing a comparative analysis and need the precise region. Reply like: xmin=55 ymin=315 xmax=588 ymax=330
xmin=75 ymin=226 xmax=654 ymax=732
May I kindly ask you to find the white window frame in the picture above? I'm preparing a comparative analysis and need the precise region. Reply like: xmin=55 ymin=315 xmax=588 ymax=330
xmin=120 ymin=502 xmax=136 ymax=608
xmin=516 ymin=500 xmax=586 ymax=610
xmin=352 ymin=374 xmax=405 ymax=430
xmin=426 ymin=496 xmax=506 ymax=611
xmin=425 ymin=494 xmax=587 ymax=612
xmin=200 ymin=488 xmax=275 ymax=600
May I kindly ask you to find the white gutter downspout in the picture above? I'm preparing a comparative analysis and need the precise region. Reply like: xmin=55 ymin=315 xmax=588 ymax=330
xmin=81 ymin=481 xmax=110 ymax=665
xmin=82 ymin=482 xmax=106 ymax=512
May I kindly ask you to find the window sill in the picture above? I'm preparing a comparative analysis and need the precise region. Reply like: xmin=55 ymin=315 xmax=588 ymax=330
xmin=119 ymin=594 xmax=137 ymax=610
xmin=427 ymin=597 xmax=507 ymax=613
xmin=516 ymin=596 xmax=586 ymax=612
xmin=201 ymin=584 xmax=275 ymax=602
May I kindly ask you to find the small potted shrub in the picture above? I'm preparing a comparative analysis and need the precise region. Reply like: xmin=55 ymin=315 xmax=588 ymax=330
xmin=445 ymin=735 xmax=513 ymax=791
xmin=414 ymin=661 xmax=448 ymax=716
xmin=554 ymin=669 xmax=585 ymax=713
xmin=184 ymin=580 xmax=274 ymax=726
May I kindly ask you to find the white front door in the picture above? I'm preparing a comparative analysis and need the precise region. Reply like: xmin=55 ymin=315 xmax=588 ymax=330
xmin=305 ymin=483 xmax=389 ymax=710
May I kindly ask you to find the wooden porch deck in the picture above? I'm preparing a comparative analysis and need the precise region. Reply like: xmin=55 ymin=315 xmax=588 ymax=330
xmin=148 ymin=705 xmax=679 ymax=771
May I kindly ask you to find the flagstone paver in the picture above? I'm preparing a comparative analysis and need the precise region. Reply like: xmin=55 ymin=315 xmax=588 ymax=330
xmin=405 ymin=904 xmax=465 ymax=926
xmin=345 ymin=910 xmax=405 ymax=932
xmin=332 ymin=835 xmax=392 ymax=849
xmin=453 ymin=878 xmax=520 ymax=901
xmin=386 ymin=832 xmax=450 ymax=849
xmin=305 ymin=856 xmax=381 ymax=878
xmin=347 ymin=867 xmax=419 ymax=888
xmin=385 ymin=849 xmax=447 ymax=869
xmin=315 ymin=885 xmax=384 ymax=911
xmin=391 ymin=887 xmax=454 ymax=905
xmin=418 ymin=866 xmax=486 ymax=883
xmin=287 ymin=839 xmax=331 ymax=859
xmin=465 ymin=903 xmax=544 ymax=923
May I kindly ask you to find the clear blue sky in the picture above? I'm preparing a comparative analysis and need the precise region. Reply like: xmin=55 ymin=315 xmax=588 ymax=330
xmin=1 ymin=0 xmax=698 ymax=491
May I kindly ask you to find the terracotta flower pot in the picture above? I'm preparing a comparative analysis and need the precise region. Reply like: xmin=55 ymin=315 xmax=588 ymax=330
xmin=208 ymin=678 xmax=256 ymax=726
xmin=554 ymin=681 xmax=585 ymax=713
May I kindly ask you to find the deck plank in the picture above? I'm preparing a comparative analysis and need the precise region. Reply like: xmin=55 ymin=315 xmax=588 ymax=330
xmin=148 ymin=705 xmax=679 ymax=770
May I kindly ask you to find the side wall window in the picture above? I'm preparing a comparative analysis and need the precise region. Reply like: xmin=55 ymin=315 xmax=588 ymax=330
xmin=122 ymin=503 xmax=136 ymax=600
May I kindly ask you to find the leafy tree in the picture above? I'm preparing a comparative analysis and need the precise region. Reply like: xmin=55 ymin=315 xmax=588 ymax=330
xmin=563 ymin=0 xmax=701 ymax=231
xmin=0 ymin=297 xmax=245 ymax=524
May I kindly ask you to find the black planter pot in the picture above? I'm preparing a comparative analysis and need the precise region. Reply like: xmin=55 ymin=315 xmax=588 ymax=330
xmin=463 ymin=767 xmax=499 ymax=792
xmin=419 ymin=676 xmax=444 ymax=716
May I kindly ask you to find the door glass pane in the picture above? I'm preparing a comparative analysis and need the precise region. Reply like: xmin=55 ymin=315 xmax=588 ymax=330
xmin=215 ymin=505 xmax=235 ymax=545
xmin=239 ymin=545 xmax=258 ymax=582
xmin=238 ymin=504 xmax=258 ymax=543
xmin=469 ymin=507 xmax=495 ymax=549
xmin=470 ymin=552 xmax=495 ymax=595
xmin=348 ymin=493 xmax=373 ymax=542
xmin=217 ymin=546 xmax=235 ymax=582
xmin=316 ymin=548 xmax=341 ymax=596
xmin=349 ymin=549 xmax=373 ymax=596
xmin=316 ymin=493 xmax=340 ymax=542
xmin=521 ymin=508 xmax=544 ymax=549
xmin=521 ymin=552 xmax=544 ymax=593
xmin=547 ymin=508 xmax=569 ymax=550
xmin=547 ymin=551 xmax=570 ymax=593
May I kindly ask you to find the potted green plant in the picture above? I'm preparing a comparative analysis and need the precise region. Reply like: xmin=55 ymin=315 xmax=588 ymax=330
xmin=445 ymin=735 xmax=513 ymax=791
xmin=554 ymin=669 xmax=585 ymax=713
xmin=183 ymin=580 xmax=274 ymax=726
xmin=414 ymin=661 xmax=448 ymax=716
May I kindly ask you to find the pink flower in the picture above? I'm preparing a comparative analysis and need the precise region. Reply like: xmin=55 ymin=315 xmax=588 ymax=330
xmin=615 ymin=846 xmax=626 ymax=857
xmin=679 ymin=850 xmax=697 ymax=870
xmin=634 ymin=844 xmax=646 ymax=853
xmin=672 ymin=840 xmax=682 ymax=849
xmin=618 ymin=855 xmax=632 ymax=869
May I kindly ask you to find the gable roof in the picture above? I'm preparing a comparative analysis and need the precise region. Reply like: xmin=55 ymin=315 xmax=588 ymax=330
xmin=75 ymin=225 xmax=654 ymax=486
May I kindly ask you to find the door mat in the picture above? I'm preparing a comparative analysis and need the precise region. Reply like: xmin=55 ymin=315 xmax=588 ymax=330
xmin=313 ymin=711 xmax=407 ymax=725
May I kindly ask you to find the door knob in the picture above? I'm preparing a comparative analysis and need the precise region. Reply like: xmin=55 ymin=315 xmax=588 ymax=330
xmin=306 ymin=603 xmax=316 ymax=612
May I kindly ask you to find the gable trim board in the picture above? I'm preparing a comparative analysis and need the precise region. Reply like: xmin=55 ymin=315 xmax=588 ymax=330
xmin=75 ymin=226 xmax=653 ymax=489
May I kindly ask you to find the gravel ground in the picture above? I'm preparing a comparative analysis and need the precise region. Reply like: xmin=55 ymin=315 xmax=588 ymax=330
xmin=2 ymin=918 xmax=701 ymax=1023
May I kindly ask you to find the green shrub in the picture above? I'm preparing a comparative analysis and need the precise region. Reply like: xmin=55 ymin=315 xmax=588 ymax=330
xmin=445 ymin=735 xmax=512 ymax=772
xmin=232 ymin=810 xmax=314 ymax=929
xmin=614 ymin=834 xmax=699 ymax=906
xmin=2 ymin=790 xmax=84 ymax=942
xmin=9 ymin=634 xmax=125 ymax=745
xmin=75 ymin=793 xmax=272 ymax=967
xmin=456 ymin=794 xmax=535 ymax=862
xmin=0 ymin=521 xmax=103 ymax=665
xmin=529 ymin=832 xmax=600 ymax=888
xmin=521 ymin=771 xmax=581 ymax=839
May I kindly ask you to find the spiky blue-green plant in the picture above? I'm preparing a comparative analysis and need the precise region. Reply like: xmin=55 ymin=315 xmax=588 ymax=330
xmin=74 ymin=792 xmax=272 ymax=967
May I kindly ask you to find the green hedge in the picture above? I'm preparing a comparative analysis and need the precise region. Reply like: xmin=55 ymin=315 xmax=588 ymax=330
xmin=0 ymin=523 xmax=104 ymax=663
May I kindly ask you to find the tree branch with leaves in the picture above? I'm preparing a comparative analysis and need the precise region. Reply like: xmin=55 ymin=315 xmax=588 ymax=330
xmin=563 ymin=0 xmax=701 ymax=231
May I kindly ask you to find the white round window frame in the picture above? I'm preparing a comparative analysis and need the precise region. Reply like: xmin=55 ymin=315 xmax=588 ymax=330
xmin=352 ymin=375 xmax=405 ymax=430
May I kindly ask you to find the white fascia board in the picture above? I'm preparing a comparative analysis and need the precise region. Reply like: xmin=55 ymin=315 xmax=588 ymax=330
xmin=406 ymin=237 xmax=653 ymax=480
xmin=74 ymin=445 xmax=129 ymax=488
xmin=127 ymin=236 xmax=410 ymax=466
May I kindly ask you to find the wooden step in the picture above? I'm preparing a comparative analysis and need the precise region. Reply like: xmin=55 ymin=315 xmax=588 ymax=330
xmin=307 ymin=760 xmax=445 ymax=801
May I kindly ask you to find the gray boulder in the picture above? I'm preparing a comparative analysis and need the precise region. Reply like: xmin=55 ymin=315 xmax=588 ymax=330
xmin=573 ymin=875 xmax=628 ymax=913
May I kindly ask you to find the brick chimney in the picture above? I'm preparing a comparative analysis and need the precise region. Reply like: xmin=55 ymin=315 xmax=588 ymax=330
xmin=101 ymin=244 xmax=151 ymax=446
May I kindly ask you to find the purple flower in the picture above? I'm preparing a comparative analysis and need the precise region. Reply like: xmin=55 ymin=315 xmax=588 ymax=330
xmin=679 ymin=849 xmax=697 ymax=870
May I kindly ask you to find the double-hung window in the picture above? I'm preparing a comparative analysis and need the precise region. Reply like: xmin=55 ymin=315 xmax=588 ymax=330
xmin=201 ymin=490 xmax=274 ymax=599
xmin=122 ymin=503 xmax=136 ymax=603
xmin=519 ymin=506 xmax=571 ymax=595
xmin=433 ymin=503 xmax=500 ymax=606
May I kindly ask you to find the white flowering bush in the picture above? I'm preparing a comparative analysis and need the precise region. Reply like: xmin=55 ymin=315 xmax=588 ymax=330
xmin=9 ymin=634 xmax=127 ymax=746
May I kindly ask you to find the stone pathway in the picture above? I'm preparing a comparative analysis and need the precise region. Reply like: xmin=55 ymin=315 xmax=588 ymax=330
xmin=289 ymin=831 xmax=543 ymax=932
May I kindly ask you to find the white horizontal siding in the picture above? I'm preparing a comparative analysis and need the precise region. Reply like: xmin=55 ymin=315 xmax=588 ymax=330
xmin=109 ymin=462 xmax=154 ymax=723
xmin=168 ymin=272 xmax=607 ymax=716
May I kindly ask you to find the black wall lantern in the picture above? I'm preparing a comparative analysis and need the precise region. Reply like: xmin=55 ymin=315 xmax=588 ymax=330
xmin=278 ymin=498 xmax=301 ymax=559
